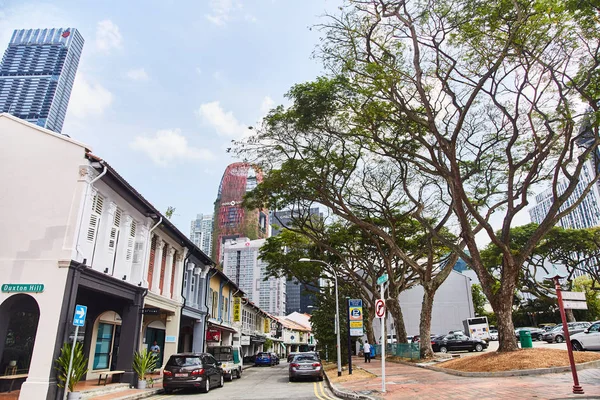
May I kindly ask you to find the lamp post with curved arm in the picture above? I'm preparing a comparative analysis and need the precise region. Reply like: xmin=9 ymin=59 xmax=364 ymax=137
xmin=299 ymin=258 xmax=342 ymax=377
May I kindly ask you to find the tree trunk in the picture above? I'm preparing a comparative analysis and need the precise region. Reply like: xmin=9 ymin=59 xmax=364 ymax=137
xmin=364 ymin=304 xmax=376 ymax=344
xmin=566 ymin=308 xmax=576 ymax=322
xmin=386 ymin=297 xmax=408 ymax=343
xmin=493 ymin=299 xmax=519 ymax=352
xmin=419 ymin=287 xmax=435 ymax=358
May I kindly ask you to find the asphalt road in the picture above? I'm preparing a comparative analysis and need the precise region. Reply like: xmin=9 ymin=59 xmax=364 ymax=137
xmin=151 ymin=362 xmax=340 ymax=400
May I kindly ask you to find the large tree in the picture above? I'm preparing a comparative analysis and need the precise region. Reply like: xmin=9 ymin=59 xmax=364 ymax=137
xmin=242 ymin=0 xmax=599 ymax=352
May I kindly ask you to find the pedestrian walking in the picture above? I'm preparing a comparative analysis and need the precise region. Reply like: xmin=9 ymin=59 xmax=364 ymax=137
xmin=363 ymin=341 xmax=371 ymax=363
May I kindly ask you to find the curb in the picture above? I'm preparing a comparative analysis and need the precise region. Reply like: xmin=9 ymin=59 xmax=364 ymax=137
xmin=390 ymin=357 xmax=600 ymax=378
xmin=323 ymin=369 xmax=378 ymax=400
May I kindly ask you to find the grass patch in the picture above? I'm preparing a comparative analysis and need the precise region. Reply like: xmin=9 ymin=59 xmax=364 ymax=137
xmin=438 ymin=348 xmax=600 ymax=372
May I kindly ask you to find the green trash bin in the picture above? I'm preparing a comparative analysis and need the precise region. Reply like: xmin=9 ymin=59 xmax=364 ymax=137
xmin=519 ymin=330 xmax=533 ymax=348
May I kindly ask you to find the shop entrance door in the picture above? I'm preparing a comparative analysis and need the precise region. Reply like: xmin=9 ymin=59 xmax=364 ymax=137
xmin=145 ymin=327 xmax=165 ymax=368
xmin=94 ymin=323 xmax=121 ymax=370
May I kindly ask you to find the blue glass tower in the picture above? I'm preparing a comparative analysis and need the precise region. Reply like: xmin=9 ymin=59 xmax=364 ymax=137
xmin=0 ymin=28 xmax=84 ymax=133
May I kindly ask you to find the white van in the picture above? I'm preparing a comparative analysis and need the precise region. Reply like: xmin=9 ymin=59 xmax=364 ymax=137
xmin=207 ymin=345 xmax=243 ymax=381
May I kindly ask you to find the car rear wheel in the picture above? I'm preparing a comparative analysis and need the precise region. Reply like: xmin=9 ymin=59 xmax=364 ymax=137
xmin=226 ymin=373 xmax=233 ymax=382
xmin=319 ymin=375 xmax=324 ymax=382
xmin=555 ymin=335 xmax=564 ymax=343
xmin=475 ymin=344 xmax=483 ymax=352
xmin=439 ymin=346 xmax=448 ymax=353
xmin=572 ymin=341 xmax=583 ymax=351
xmin=200 ymin=378 xmax=210 ymax=393
xmin=289 ymin=376 xmax=295 ymax=382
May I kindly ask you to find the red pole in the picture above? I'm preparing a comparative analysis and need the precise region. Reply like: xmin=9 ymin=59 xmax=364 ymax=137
xmin=554 ymin=277 xmax=584 ymax=395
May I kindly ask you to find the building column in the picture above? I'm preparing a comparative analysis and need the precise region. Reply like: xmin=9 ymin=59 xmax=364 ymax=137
xmin=172 ymin=250 xmax=186 ymax=302
xmin=162 ymin=246 xmax=175 ymax=298
xmin=116 ymin=291 xmax=144 ymax=385
xmin=151 ymin=238 xmax=165 ymax=293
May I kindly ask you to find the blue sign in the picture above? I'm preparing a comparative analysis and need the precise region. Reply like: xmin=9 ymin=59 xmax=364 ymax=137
xmin=73 ymin=305 xmax=87 ymax=327
xmin=348 ymin=299 xmax=362 ymax=307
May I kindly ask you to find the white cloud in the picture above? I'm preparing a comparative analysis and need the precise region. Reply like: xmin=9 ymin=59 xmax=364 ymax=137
xmin=197 ymin=101 xmax=249 ymax=138
xmin=260 ymin=96 xmax=275 ymax=114
xmin=126 ymin=68 xmax=149 ymax=81
xmin=96 ymin=20 xmax=123 ymax=52
xmin=68 ymin=73 xmax=113 ymax=119
xmin=205 ymin=0 xmax=254 ymax=26
xmin=130 ymin=129 xmax=215 ymax=167
xmin=196 ymin=67 xmax=202 ymax=75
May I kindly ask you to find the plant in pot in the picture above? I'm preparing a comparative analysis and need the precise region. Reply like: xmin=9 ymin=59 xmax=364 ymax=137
xmin=55 ymin=342 xmax=89 ymax=400
xmin=132 ymin=349 xmax=158 ymax=389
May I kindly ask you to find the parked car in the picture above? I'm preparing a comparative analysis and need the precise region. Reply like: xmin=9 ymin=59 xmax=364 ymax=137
xmin=163 ymin=353 xmax=224 ymax=394
xmin=489 ymin=329 xmax=498 ymax=341
xmin=448 ymin=330 xmax=466 ymax=336
xmin=206 ymin=345 xmax=243 ymax=381
xmin=287 ymin=352 xmax=299 ymax=363
xmin=270 ymin=353 xmax=280 ymax=365
xmin=543 ymin=322 xmax=591 ymax=343
xmin=289 ymin=353 xmax=323 ymax=382
xmin=431 ymin=334 xmax=488 ymax=353
xmin=571 ymin=321 xmax=600 ymax=351
xmin=514 ymin=327 xmax=545 ymax=341
xmin=539 ymin=323 xmax=557 ymax=331
xmin=255 ymin=352 xmax=275 ymax=366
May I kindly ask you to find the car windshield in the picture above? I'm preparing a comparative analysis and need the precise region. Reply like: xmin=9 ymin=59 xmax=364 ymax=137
xmin=551 ymin=326 xmax=563 ymax=332
xmin=167 ymin=356 xmax=202 ymax=367
xmin=294 ymin=355 xmax=318 ymax=363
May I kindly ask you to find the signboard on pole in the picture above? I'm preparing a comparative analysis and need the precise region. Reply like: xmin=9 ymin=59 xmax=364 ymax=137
xmin=377 ymin=274 xmax=388 ymax=285
xmin=73 ymin=305 xmax=87 ymax=327
xmin=563 ymin=300 xmax=588 ymax=310
xmin=348 ymin=299 xmax=363 ymax=336
xmin=375 ymin=299 xmax=386 ymax=318
xmin=562 ymin=292 xmax=586 ymax=301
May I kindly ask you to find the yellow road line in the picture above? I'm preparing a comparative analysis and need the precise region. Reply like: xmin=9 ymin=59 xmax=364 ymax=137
xmin=313 ymin=381 xmax=327 ymax=400
xmin=317 ymin=381 xmax=336 ymax=400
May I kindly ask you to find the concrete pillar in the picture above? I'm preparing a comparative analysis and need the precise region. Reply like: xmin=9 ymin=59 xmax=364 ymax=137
xmin=162 ymin=246 xmax=175 ymax=298
xmin=172 ymin=250 xmax=186 ymax=302
xmin=116 ymin=291 xmax=144 ymax=385
xmin=151 ymin=239 xmax=165 ymax=293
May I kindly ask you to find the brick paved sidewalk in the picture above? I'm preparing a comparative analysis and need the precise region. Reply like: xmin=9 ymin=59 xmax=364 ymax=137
xmin=333 ymin=356 xmax=600 ymax=399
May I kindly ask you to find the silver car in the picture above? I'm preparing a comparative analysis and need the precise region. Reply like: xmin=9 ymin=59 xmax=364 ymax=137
xmin=289 ymin=353 xmax=323 ymax=382
xmin=571 ymin=321 xmax=600 ymax=351
xmin=542 ymin=322 xmax=590 ymax=343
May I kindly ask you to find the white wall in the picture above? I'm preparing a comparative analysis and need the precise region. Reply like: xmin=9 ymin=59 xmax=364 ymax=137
xmin=0 ymin=115 xmax=90 ymax=399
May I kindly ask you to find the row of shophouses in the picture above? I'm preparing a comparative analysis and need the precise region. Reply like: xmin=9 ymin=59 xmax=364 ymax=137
xmin=0 ymin=114 xmax=314 ymax=400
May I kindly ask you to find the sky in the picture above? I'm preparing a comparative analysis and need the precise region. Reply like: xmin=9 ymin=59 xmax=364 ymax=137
xmin=0 ymin=0 xmax=342 ymax=233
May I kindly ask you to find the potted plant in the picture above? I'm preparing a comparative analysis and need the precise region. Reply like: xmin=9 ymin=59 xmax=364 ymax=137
xmin=55 ymin=342 xmax=89 ymax=400
xmin=132 ymin=349 xmax=158 ymax=389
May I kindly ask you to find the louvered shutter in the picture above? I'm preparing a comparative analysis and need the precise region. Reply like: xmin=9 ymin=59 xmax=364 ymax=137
xmin=87 ymin=194 xmax=104 ymax=242
xmin=126 ymin=220 xmax=136 ymax=261
xmin=108 ymin=208 xmax=122 ymax=250
xmin=132 ymin=241 xmax=144 ymax=264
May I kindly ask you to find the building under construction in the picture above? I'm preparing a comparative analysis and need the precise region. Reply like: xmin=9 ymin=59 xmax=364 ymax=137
xmin=212 ymin=162 xmax=269 ymax=263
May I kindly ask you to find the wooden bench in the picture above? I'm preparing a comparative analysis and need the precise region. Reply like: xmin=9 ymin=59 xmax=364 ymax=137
xmin=0 ymin=373 xmax=28 ymax=392
xmin=97 ymin=370 xmax=125 ymax=386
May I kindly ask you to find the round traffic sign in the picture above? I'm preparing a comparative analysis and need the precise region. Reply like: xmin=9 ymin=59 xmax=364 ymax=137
xmin=375 ymin=299 xmax=386 ymax=318
xmin=350 ymin=308 xmax=362 ymax=318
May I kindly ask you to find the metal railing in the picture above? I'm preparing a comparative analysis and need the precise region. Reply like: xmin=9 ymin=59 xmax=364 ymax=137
xmin=371 ymin=343 xmax=420 ymax=360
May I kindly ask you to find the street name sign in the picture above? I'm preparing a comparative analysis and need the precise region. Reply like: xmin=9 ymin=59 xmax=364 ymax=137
xmin=563 ymin=300 xmax=588 ymax=310
xmin=562 ymin=292 xmax=586 ymax=301
xmin=377 ymin=274 xmax=389 ymax=285
xmin=1 ymin=284 xmax=44 ymax=293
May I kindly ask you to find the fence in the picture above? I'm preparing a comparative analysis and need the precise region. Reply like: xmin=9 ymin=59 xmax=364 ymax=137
xmin=371 ymin=343 xmax=420 ymax=360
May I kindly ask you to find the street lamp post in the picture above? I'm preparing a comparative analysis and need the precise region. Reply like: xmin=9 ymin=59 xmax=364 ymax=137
xmin=299 ymin=258 xmax=342 ymax=377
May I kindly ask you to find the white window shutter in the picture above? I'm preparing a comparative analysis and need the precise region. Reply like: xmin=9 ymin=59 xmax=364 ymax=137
xmin=126 ymin=220 xmax=136 ymax=261
xmin=87 ymin=194 xmax=104 ymax=243
xmin=132 ymin=241 xmax=144 ymax=264
xmin=108 ymin=208 xmax=122 ymax=251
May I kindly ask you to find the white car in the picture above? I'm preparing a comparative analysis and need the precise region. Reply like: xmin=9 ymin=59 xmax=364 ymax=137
xmin=570 ymin=321 xmax=600 ymax=351
xmin=489 ymin=329 xmax=498 ymax=341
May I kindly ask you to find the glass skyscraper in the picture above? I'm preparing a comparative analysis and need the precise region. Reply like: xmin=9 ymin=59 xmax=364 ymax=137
xmin=0 ymin=28 xmax=84 ymax=133
xmin=190 ymin=214 xmax=214 ymax=257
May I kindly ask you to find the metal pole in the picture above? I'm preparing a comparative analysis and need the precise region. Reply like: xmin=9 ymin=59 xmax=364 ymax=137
xmin=63 ymin=325 xmax=79 ymax=400
xmin=346 ymin=297 xmax=352 ymax=375
xmin=334 ymin=271 xmax=342 ymax=377
xmin=380 ymin=283 xmax=386 ymax=393
xmin=555 ymin=277 xmax=584 ymax=394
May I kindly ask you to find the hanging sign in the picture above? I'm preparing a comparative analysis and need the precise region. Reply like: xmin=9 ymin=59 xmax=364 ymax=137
xmin=233 ymin=297 xmax=241 ymax=322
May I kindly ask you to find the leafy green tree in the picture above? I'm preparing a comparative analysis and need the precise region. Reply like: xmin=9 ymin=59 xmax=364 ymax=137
xmin=572 ymin=275 xmax=600 ymax=322
xmin=471 ymin=284 xmax=488 ymax=317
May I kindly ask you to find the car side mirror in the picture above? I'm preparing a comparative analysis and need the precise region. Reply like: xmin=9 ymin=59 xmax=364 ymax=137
xmin=584 ymin=328 xmax=590 ymax=334
xmin=217 ymin=361 xmax=222 ymax=366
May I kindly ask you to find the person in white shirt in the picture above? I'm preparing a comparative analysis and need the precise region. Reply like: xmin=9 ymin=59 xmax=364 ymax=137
xmin=363 ymin=341 xmax=371 ymax=363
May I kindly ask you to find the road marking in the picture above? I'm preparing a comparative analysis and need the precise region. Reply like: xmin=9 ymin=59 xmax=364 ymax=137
xmin=313 ymin=381 xmax=326 ymax=400
xmin=316 ymin=381 xmax=336 ymax=400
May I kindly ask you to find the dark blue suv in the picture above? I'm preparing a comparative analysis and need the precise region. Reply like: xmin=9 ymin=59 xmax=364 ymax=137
xmin=254 ymin=352 xmax=274 ymax=366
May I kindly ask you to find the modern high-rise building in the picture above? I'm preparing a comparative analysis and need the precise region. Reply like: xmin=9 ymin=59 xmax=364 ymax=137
xmin=212 ymin=163 xmax=269 ymax=263
xmin=529 ymin=160 xmax=600 ymax=229
xmin=270 ymin=208 xmax=322 ymax=315
xmin=190 ymin=214 xmax=214 ymax=257
xmin=0 ymin=28 xmax=84 ymax=133
xmin=221 ymin=237 xmax=286 ymax=315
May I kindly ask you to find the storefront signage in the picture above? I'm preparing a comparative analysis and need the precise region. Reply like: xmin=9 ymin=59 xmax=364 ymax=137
xmin=251 ymin=335 xmax=266 ymax=343
xmin=348 ymin=299 xmax=364 ymax=337
xmin=1 ymin=284 xmax=44 ymax=293
xmin=241 ymin=336 xmax=250 ymax=345
xmin=233 ymin=297 xmax=241 ymax=322
xmin=141 ymin=307 xmax=160 ymax=315
xmin=264 ymin=318 xmax=270 ymax=333
xmin=206 ymin=329 xmax=221 ymax=342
